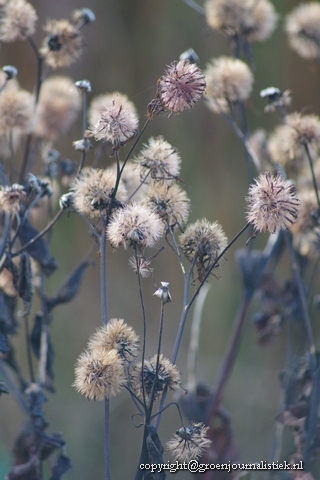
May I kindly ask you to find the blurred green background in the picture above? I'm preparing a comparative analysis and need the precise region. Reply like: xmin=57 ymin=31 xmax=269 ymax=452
xmin=1 ymin=0 xmax=320 ymax=479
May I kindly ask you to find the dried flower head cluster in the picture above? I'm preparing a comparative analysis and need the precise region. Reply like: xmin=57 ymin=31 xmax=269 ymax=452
xmin=205 ymin=57 xmax=253 ymax=112
xmin=74 ymin=319 xmax=139 ymax=400
xmin=205 ymin=0 xmax=277 ymax=43
xmin=0 ymin=83 xmax=33 ymax=135
xmin=73 ymin=349 xmax=126 ymax=401
xmin=146 ymin=183 xmax=190 ymax=231
xmin=107 ymin=203 xmax=163 ymax=250
xmin=71 ymin=167 xmax=127 ymax=218
xmin=0 ymin=184 xmax=26 ymax=214
xmin=34 ymin=76 xmax=81 ymax=142
xmin=0 ymin=0 xmax=37 ymax=42
xmin=88 ymin=319 xmax=139 ymax=362
xmin=246 ymin=172 xmax=301 ymax=234
xmin=132 ymin=354 xmax=181 ymax=400
xmin=179 ymin=219 xmax=228 ymax=281
xmin=135 ymin=136 xmax=181 ymax=184
xmin=41 ymin=19 xmax=84 ymax=69
xmin=88 ymin=92 xmax=137 ymax=128
xmin=286 ymin=3 xmax=320 ymax=60
xmin=91 ymin=101 xmax=139 ymax=147
xmin=166 ymin=422 xmax=211 ymax=462
xmin=156 ymin=60 xmax=206 ymax=116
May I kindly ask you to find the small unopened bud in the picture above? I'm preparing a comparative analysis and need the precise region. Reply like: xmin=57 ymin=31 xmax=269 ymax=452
xmin=73 ymin=138 xmax=92 ymax=152
xmin=2 ymin=65 xmax=18 ymax=80
xmin=59 ymin=193 xmax=73 ymax=210
xmin=179 ymin=48 xmax=199 ymax=64
xmin=75 ymin=79 xmax=92 ymax=93
xmin=260 ymin=86 xmax=281 ymax=101
xmin=153 ymin=282 xmax=172 ymax=303
xmin=73 ymin=8 xmax=96 ymax=25
xmin=27 ymin=174 xmax=42 ymax=194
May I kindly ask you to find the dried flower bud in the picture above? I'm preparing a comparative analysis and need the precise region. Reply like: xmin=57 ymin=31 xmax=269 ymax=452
xmin=135 ymin=136 xmax=181 ymax=184
xmin=205 ymin=57 xmax=253 ymax=112
xmin=2 ymin=65 xmax=18 ymax=80
xmin=73 ymin=348 xmax=126 ymax=401
xmin=72 ymin=8 xmax=96 ymax=25
xmin=0 ymin=0 xmax=38 ymax=42
xmin=72 ymin=138 xmax=92 ymax=152
xmin=179 ymin=219 xmax=228 ymax=282
xmin=0 ymin=184 xmax=26 ymax=214
xmin=41 ymin=19 xmax=84 ymax=69
xmin=145 ymin=183 xmax=190 ymax=231
xmin=246 ymin=172 xmax=301 ymax=234
xmin=132 ymin=354 xmax=181 ymax=400
xmin=153 ymin=282 xmax=172 ymax=303
xmin=156 ymin=59 xmax=206 ymax=116
xmin=107 ymin=203 xmax=163 ymax=250
xmin=166 ymin=422 xmax=211 ymax=462
xmin=34 ymin=76 xmax=81 ymax=142
xmin=88 ymin=319 xmax=139 ymax=362
xmin=71 ymin=167 xmax=127 ymax=218
xmin=260 ymin=86 xmax=291 ymax=113
xmin=91 ymin=101 xmax=139 ymax=147
xmin=59 ymin=192 xmax=73 ymax=210
xmin=179 ymin=48 xmax=199 ymax=64
xmin=286 ymin=3 xmax=320 ymax=60
xmin=75 ymin=79 xmax=92 ymax=93
xmin=205 ymin=0 xmax=277 ymax=43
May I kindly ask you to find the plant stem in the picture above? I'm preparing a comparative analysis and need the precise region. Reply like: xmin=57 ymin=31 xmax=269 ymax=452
xmin=24 ymin=316 xmax=34 ymax=383
xmin=182 ymin=0 xmax=205 ymax=15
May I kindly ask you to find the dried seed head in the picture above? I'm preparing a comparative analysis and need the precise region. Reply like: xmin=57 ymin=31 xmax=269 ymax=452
xmin=286 ymin=3 xmax=320 ymax=60
xmin=88 ymin=319 xmax=139 ymax=362
xmin=205 ymin=0 xmax=277 ymax=43
xmin=249 ymin=129 xmax=270 ymax=168
xmin=135 ymin=136 xmax=181 ymax=184
xmin=88 ymin=92 xmax=137 ymax=128
xmin=166 ymin=422 xmax=211 ymax=462
xmin=179 ymin=219 xmax=228 ymax=281
xmin=0 ymin=184 xmax=26 ymax=214
xmin=246 ymin=172 xmax=301 ymax=234
xmin=107 ymin=203 xmax=163 ymax=250
xmin=128 ymin=255 xmax=153 ymax=278
xmin=286 ymin=112 xmax=320 ymax=148
xmin=71 ymin=167 xmax=127 ymax=218
xmin=132 ymin=354 xmax=181 ymax=400
xmin=91 ymin=101 xmax=138 ymax=147
xmin=73 ymin=349 xmax=126 ymax=401
xmin=0 ymin=0 xmax=37 ymax=42
xmin=290 ymin=189 xmax=320 ymax=259
xmin=156 ymin=60 xmax=206 ymax=116
xmin=205 ymin=57 xmax=253 ymax=112
xmin=267 ymin=124 xmax=307 ymax=174
xmin=0 ymin=84 xmax=33 ymax=135
xmin=34 ymin=76 xmax=81 ymax=142
xmin=41 ymin=19 xmax=84 ymax=69
xmin=153 ymin=282 xmax=172 ymax=303
xmin=145 ymin=183 xmax=190 ymax=231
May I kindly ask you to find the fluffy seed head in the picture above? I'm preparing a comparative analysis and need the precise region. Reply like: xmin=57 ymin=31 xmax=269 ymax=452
xmin=166 ymin=422 xmax=211 ymax=462
xmin=179 ymin=219 xmax=228 ymax=281
xmin=156 ymin=60 xmax=206 ymax=116
xmin=41 ymin=19 xmax=84 ymax=69
xmin=205 ymin=0 xmax=277 ymax=43
xmin=71 ymin=167 xmax=127 ymax=218
xmin=88 ymin=92 xmax=137 ymax=128
xmin=286 ymin=3 xmax=320 ymax=60
xmin=73 ymin=349 xmax=126 ymax=401
xmin=246 ymin=172 xmax=301 ymax=234
xmin=286 ymin=112 xmax=320 ymax=148
xmin=91 ymin=101 xmax=139 ymax=147
xmin=109 ymin=161 xmax=148 ymax=203
xmin=290 ymin=189 xmax=320 ymax=259
xmin=107 ymin=203 xmax=163 ymax=250
xmin=145 ymin=183 xmax=190 ymax=231
xmin=135 ymin=136 xmax=181 ymax=184
xmin=128 ymin=255 xmax=153 ymax=278
xmin=0 ymin=85 xmax=33 ymax=134
xmin=132 ymin=354 xmax=181 ymax=401
xmin=0 ymin=184 xmax=26 ymax=214
xmin=88 ymin=319 xmax=139 ymax=362
xmin=205 ymin=57 xmax=253 ymax=112
xmin=0 ymin=0 xmax=37 ymax=42
xmin=34 ymin=76 xmax=81 ymax=142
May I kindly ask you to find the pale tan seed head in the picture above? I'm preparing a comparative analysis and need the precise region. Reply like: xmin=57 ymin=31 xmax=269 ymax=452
xmin=0 ymin=85 xmax=33 ymax=135
xmin=286 ymin=3 xmax=320 ymax=60
xmin=166 ymin=422 xmax=211 ymax=462
xmin=0 ymin=184 xmax=26 ymax=214
xmin=0 ymin=0 xmax=37 ymax=42
xmin=88 ymin=92 xmax=137 ymax=129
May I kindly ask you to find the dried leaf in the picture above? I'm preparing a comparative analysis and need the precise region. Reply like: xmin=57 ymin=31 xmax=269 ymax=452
xmin=49 ymin=455 xmax=72 ymax=480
